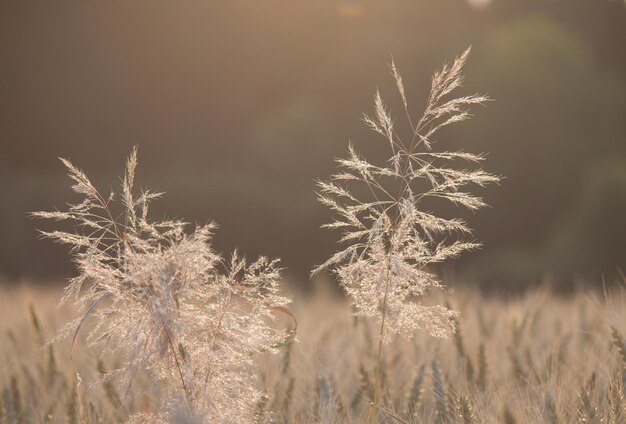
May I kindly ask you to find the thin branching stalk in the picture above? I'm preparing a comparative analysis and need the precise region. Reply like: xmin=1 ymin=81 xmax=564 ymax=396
xmin=315 ymin=48 xmax=499 ymax=419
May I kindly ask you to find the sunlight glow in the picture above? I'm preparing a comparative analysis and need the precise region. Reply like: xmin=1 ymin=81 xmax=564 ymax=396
xmin=336 ymin=2 xmax=365 ymax=18
xmin=467 ymin=0 xmax=492 ymax=9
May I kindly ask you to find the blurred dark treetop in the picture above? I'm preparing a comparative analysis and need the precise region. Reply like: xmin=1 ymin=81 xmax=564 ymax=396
xmin=1 ymin=0 xmax=625 ymax=290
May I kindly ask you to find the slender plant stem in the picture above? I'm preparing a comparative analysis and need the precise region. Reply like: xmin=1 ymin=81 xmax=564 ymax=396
xmin=370 ymin=309 xmax=386 ymax=423
xmin=370 ymin=261 xmax=392 ymax=424
xmin=158 ymin=313 xmax=194 ymax=415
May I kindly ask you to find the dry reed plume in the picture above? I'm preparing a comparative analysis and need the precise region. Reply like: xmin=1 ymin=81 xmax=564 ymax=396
xmin=315 ymin=48 xmax=499 ymax=420
xmin=33 ymin=148 xmax=294 ymax=423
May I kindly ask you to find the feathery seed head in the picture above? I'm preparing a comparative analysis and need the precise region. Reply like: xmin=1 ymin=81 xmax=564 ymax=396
xmin=35 ymin=149 xmax=293 ymax=423
xmin=316 ymin=48 xmax=498 ymax=343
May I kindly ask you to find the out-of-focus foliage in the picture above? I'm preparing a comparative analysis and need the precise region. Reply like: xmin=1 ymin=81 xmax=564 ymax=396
xmin=549 ymin=159 xmax=626 ymax=276
xmin=1 ymin=0 xmax=625 ymax=289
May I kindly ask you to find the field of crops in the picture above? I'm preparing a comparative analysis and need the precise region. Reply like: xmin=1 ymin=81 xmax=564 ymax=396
xmin=1 ymin=282 xmax=624 ymax=423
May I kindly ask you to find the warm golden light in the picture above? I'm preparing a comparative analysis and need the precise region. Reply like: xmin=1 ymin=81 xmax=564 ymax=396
xmin=467 ymin=0 xmax=492 ymax=9
xmin=1 ymin=1 xmax=625 ymax=422
xmin=336 ymin=2 xmax=366 ymax=18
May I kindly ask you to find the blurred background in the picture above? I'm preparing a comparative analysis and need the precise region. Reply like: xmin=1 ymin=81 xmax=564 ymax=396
xmin=1 ymin=0 xmax=625 ymax=291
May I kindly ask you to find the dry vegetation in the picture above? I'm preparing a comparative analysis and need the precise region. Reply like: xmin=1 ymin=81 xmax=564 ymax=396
xmin=315 ymin=47 xmax=498 ymax=422
xmin=31 ymin=148 xmax=294 ymax=423
xmin=2 ymin=49 xmax=625 ymax=423
xmin=0 ymin=283 xmax=625 ymax=423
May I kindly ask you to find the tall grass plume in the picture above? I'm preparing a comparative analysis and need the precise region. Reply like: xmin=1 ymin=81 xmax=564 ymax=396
xmin=315 ymin=48 xmax=499 ymax=418
xmin=34 ymin=148 xmax=294 ymax=423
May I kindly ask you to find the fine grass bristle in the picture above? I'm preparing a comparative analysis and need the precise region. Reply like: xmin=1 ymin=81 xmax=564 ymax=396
xmin=281 ymin=337 xmax=293 ymax=375
xmin=327 ymin=375 xmax=348 ymax=420
xmin=405 ymin=364 xmax=426 ymax=417
xmin=447 ymin=301 xmax=466 ymax=359
xmin=254 ymin=391 xmax=270 ymax=424
xmin=457 ymin=394 xmax=476 ymax=424
xmin=544 ymin=393 xmax=559 ymax=424
xmin=66 ymin=379 xmax=80 ymax=424
xmin=507 ymin=346 xmax=526 ymax=383
xmin=315 ymin=376 xmax=331 ymax=409
xmin=577 ymin=372 xmax=598 ymax=423
xmin=281 ymin=377 xmax=294 ymax=418
xmin=28 ymin=303 xmax=44 ymax=346
xmin=87 ymin=402 xmax=102 ymax=424
xmin=607 ymin=370 xmax=624 ymax=424
xmin=431 ymin=360 xmax=449 ymax=423
xmin=9 ymin=377 xmax=21 ymax=423
xmin=465 ymin=356 xmax=475 ymax=384
xmin=97 ymin=360 xmax=121 ymax=409
xmin=477 ymin=344 xmax=488 ymax=391
xmin=2 ymin=386 xmax=14 ymax=424
xmin=46 ymin=345 xmax=58 ymax=389
xmin=476 ymin=309 xmax=491 ymax=339
xmin=358 ymin=363 xmax=375 ymax=404
xmin=525 ymin=348 xmax=540 ymax=383
xmin=610 ymin=326 xmax=626 ymax=366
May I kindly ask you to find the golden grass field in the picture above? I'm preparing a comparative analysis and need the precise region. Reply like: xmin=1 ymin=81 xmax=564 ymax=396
xmin=1 ymin=281 xmax=625 ymax=423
